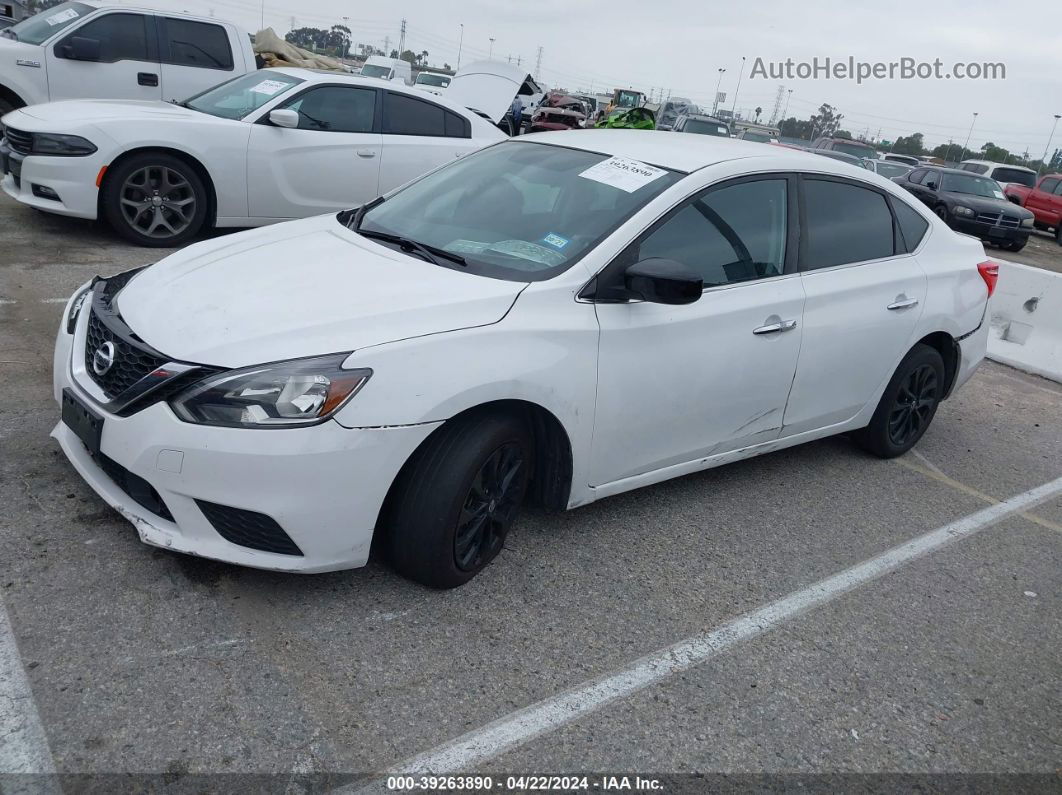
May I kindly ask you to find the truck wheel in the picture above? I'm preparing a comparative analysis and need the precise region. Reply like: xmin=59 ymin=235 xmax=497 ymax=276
xmin=1056 ymin=225 xmax=1062 ymax=246
xmin=1002 ymin=240 xmax=1026 ymax=253
xmin=102 ymin=153 xmax=209 ymax=248
xmin=0 ymin=98 xmax=16 ymax=117
xmin=384 ymin=411 xmax=532 ymax=588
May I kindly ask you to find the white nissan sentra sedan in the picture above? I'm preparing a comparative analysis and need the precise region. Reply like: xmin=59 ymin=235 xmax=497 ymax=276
xmin=0 ymin=68 xmax=504 ymax=246
xmin=52 ymin=131 xmax=995 ymax=587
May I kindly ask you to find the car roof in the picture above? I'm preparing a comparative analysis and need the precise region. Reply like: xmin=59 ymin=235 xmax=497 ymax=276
xmin=516 ymin=129 xmax=889 ymax=174
xmin=920 ymin=166 xmax=993 ymax=176
xmin=961 ymin=159 xmax=1036 ymax=172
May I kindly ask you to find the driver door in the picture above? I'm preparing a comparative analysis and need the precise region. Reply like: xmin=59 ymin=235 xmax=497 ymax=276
xmin=589 ymin=175 xmax=805 ymax=487
xmin=247 ymin=84 xmax=382 ymax=220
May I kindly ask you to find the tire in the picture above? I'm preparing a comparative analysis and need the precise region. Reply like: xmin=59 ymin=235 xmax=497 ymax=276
xmin=0 ymin=96 xmax=19 ymax=118
xmin=1056 ymin=225 xmax=1062 ymax=246
xmin=101 ymin=152 xmax=209 ymax=247
xmin=852 ymin=344 xmax=946 ymax=458
xmin=385 ymin=411 xmax=533 ymax=588
xmin=1002 ymin=240 xmax=1026 ymax=253
xmin=934 ymin=205 xmax=949 ymax=222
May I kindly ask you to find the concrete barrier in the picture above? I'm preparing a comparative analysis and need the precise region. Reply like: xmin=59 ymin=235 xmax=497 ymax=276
xmin=986 ymin=259 xmax=1062 ymax=383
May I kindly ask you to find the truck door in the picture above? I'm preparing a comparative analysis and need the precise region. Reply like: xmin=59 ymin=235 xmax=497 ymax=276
xmin=46 ymin=11 xmax=162 ymax=102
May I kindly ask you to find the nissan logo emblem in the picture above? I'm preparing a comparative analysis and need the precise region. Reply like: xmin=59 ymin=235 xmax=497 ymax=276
xmin=92 ymin=341 xmax=116 ymax=376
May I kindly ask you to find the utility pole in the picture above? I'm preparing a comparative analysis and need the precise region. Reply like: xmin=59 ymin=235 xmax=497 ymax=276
xmin=535 ymin=46 xmax=543 ymax=80
xmin=384 ymin=36 xmax=390 ymax=56
xmin=769 ymin=84 xmax=784 ymax=125
xmin=260 ymin=0 xmax=265 ymax=30
xmin=730 ymin=56 xmax=747 ymax=119
xmin=456 ymin=24 xmax=463 ymax=71
xmin=1039 ymin=114 xmax=1061 ymax=174
xmin=960 ymin=111 xmax=978 ymax=162
xmin=397 ymin=18 xmax=406 ymax=56
xmin=488 ymin=37 xmax=495 ymax=59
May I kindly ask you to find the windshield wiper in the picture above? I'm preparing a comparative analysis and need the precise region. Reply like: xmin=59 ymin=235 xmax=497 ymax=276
xmin=348 ymin=196 xmax=385 ymax=231
xmin=357 ymin=229 xmax=467 ymax=267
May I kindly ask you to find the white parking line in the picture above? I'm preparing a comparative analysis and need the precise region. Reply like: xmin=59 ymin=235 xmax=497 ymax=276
xmin=39 ymin=299 xmax=68 ymax=305
xmin=0 ymin=597 xmax=56 ymax=776
xmin=349 ymin=474 xmax=1062 ymax=791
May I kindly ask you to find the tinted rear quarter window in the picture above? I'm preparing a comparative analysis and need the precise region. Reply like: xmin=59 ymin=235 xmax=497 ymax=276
xmin=891 ymin=197 xmax=930 ymax=252
xmin=163 ymin=18 xmax=233 ymax=70
xmin=803 ymin=178 xmax=895 ymax=269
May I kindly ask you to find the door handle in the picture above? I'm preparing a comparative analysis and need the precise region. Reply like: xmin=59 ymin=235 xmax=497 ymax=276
xmin=138 ymin=72 xmax=159 ymax=87
xmin=356 ymin=149 xmax=377 ymax=158
xmin=753 ymin=319 xmax=798 ymax=335
xmin=887 ymin=298 xmax=919 ymax=310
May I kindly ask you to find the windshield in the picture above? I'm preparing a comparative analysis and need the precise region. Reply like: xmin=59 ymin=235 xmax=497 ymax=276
xmin=833 ymin=141 xmax=877 ymax=158
xmin=941 ymin=173 xmax=1006 ymax=199
xmin=991 ymin=168 xmax=1036 ymax=187
xmin=875 ymin=161 xmax=911 ymax=178
xmin=356 ymin=141 xmax=682 ymax=282
xmin=361 ymin=64 xmax=392 ymax=79
xmin=416 ymin=73 xmax=450 ymax=87
xmin=184 ymin=72 xmax=303 ymax=120
xmin=5 ymin=1 xmax=92 ymax=44
xmin=742 ymin=132 xmax=773 ymax=143
xmin=684 ymin=119 xmax=729 ymax=137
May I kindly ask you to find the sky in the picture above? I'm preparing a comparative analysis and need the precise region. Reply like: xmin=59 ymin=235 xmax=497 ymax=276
xmin=134 ymin=0 xmax=1061 ymax=157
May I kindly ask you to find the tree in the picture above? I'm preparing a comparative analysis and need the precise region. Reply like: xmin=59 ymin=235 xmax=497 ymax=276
xmin=398 ymin=49 xmax=417 ymax=65
xmin=754 ymin=106 xmax=762 ymax=122
xmin=891 ymin=133 xmax=925 ymax=156
xmin=834 ymin=129 xmax=853 ymax=140
xmin=778 ymin=116 xmax=814 ymax=140
xmin=809 ymin=103 xmax=843 ymax=138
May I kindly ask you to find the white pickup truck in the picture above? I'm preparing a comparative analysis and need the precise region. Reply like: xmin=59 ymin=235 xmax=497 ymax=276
xmin=0 ymin=1 xmax=255 ymax=115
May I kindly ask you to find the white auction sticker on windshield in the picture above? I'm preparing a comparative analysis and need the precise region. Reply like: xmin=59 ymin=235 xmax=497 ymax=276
xmin=249 ymin=79 xmax=288 ymax=96
xmin=45 ymin=8 xmax=79 ymax=25
xmin=578 ymin=156 xmax=667 ymax=193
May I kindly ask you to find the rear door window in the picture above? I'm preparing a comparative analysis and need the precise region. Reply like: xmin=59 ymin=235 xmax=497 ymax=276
xmin=1039 ymin=177 xmax=1059 ymax=194
xmin=802 ymin=178 xmax=896 ymax=269
xmin=384 ymin=92 xmax=447 ymax=136
xmin=161 ymin=18 xmax=233 ymax=70
xmin=890 ymin=197 xmax=930 ymax=252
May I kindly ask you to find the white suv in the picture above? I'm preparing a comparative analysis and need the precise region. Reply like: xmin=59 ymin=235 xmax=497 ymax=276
xmin=959 ymin=159 xmax=1038 ymax=191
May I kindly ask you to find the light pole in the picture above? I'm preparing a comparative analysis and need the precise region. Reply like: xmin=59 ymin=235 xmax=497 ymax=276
xmin=456 ymin=23 xmax=463 ymax=70
xmin=782 ymin=88 xmax=793 ymax=126
xmin=1039 ymin=113 xmax=1061 ymax=175
xmin=960 ymin=111 xmax=978 ymax=162
xmin=260 ymin=0 xmax=265 ymax=30
xmin=712 ymin=68 xmax=725 ymax=115
xmin=730 ymin=56 xmax=746 ymax=119
xmin=488 ymin=37 xmax=495 ymax=59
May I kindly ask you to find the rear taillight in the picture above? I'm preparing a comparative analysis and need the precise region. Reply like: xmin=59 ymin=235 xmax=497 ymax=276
xmin=977 ymin=261 xmax=999 ymax=297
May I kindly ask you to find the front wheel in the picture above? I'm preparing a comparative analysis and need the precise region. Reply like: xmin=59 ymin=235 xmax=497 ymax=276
xmin=1056 ymin=224 xmax=1062 ymax=246
xmin=385 ymin=412 xmax=532 ymax=588
xmin=853 ymin=344 xmax=945 ymax=458
xmin=934 ymin=205 xmax=950 ymax=223
xmin=0 ymin=97 xmax=21 ymax=118
xmin=1002 ymin=239 xmax=1026 ymax=252
xmin=101 ymin=153 xmax=209 ymax=247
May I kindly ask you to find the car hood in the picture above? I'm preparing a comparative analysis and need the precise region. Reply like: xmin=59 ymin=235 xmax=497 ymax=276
xmin=942 ymin=191 xmax=1031 ymax=216
xmin=15 ymin=99 xmax=204 ymax=124
xmin=116 ymin=215 xmax=527 ymax=368
xmin=446 ymin=60 xmax=539 ymax=123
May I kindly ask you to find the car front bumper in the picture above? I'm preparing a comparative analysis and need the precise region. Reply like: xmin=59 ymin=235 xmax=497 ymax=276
xmin=1 ymin=143 xmax=103 ymax=220
xmin=950 ymin=216 xmax=1030 ymax=244
xmin=53 ymin=294 xmax=440 ymax=573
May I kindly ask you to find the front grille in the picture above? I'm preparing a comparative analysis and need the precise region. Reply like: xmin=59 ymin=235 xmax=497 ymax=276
xmin=3 ymin=127 xmax=32 ymax=156
xmin=196 ymin=501 xmax=304 ymax=556
xmin=85 ymin=309 xmax=167 ymax=399
xmin=975 ymin=212 xmax=1020 ymax=228
xmin=97 ymin=453 xmax=174 ymax=521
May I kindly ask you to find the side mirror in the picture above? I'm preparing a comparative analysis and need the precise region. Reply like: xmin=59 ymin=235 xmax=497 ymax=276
xmin=269 ymin=109 xmax=300 ymax=129
xmin=624 ymin=258 xmax=703 ymax=305
xmin=925 ymin=181 xmax=938 ymax=191
xmin=62 ymin=36 xmax=101 ymax=61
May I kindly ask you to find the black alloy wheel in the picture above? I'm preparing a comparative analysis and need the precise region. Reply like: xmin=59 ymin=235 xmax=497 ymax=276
xmin=887 ymin=363 xmax=939 ymax=448
xmin=454 ymin=442 xmax=525 ymax=571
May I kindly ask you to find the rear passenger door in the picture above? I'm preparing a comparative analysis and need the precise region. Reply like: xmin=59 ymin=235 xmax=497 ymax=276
xmin=378 ymin=91 xmax=476 ymax=192
xmin=781 ymin=177 xmax=927 ymax=436
xmin=46 ymin=11 xmax=161 ymax=102
xmin=156 ymin=16 xmax=236 ymax=102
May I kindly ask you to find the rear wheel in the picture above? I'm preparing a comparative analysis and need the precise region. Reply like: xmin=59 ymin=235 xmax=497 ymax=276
xmin=853 ymin=344 xmax=945 ymax=458
xmin=102 ymin=153 xmax=209 ymax=247
xmin=385 ymin=411 xmax=532 ymax=588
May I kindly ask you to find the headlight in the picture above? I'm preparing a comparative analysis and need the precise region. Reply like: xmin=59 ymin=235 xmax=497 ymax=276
xmin=66 ymin=284 xmax=93 ymax=334
xmin=170 ymin=354 xmax=371 ymax=428
xmin=952 ymin=205 xmax=975 ymax=217
xmin=31 ymin=133 xmax=97 ymax=156
xmin=1021 ymin=216 xmax=1034 ymax=228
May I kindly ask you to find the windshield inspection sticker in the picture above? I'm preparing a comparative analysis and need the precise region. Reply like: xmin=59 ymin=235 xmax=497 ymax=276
xmin=578 ymin=156 xmax=667 ymax=193
xmin=542 ymin=233 xmax=569 ymax=250
xmin=45 ymin=8 xmax=79 ymax=25
xmin=249 ymin=79 xmax=289 ymax=96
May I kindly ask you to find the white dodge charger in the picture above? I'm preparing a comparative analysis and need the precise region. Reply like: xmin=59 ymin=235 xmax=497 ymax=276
xmin=1 ymin=67 xmax=505 ymax=245
xmin=52 ymin=132 xmax=994 ymax=587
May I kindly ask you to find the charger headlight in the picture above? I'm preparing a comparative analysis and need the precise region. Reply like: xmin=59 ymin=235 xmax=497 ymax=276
xmin=32 ymin=133 xmax=97 ymax=156
xmin=170 ymin=354 xmax=371 ymax=428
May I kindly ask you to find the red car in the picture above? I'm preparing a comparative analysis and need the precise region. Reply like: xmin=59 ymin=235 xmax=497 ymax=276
xmin=1006 ymin=174 xmax=1062 ymax=244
